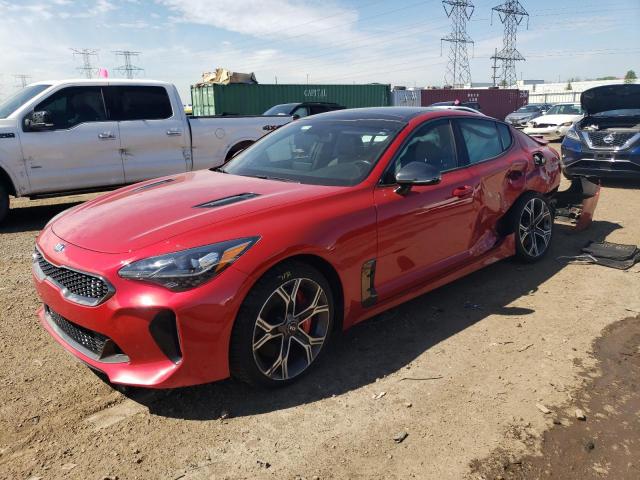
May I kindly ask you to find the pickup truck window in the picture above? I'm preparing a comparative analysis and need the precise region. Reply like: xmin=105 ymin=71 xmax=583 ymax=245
xmin=292 ymin=106 xmax=309 ymax=118
xmin=0 ymin=84 xmax=51 ymax=119
xmin=106 ymin=86 xmax=173 ymax=121
xmin=34 ymin=87 xmax=107 ymax=130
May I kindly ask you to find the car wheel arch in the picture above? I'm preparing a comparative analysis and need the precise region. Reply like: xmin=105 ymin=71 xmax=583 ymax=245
xmin=235 ymin=253 xmax=345 ymax=335
xmin=0 ymin=166 xmax=17 ymax=197
xmin=496 ymin=189 xmax=546 ymax=236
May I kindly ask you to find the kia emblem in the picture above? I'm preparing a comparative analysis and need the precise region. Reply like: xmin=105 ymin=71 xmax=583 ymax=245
xmin=54 ymin=243 xmax=65 ymax=253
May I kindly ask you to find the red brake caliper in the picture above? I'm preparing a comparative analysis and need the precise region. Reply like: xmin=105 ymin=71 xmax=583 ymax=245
xmin=296 ymin=289 xmax=312 ymax=334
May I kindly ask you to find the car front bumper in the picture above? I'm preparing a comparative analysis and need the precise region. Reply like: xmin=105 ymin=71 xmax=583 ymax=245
xmin=561 ymin=136 xmax=640 ymax=179
xmin=33 ymin=227 xmax=250 ymax=388
xmin=523 ymin=125 xmax=561 ymax=138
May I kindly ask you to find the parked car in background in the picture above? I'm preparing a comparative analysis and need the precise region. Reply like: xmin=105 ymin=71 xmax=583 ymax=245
xmin=34 ymin=107 xmax=571 ymax=389
xmin=263 ymin=102 xmax=345 ymax=118
xmin=0 ymin=79 xmax=293 ymax=223
xmin=429 ymin=100 xmax=482 ymax=111
xmin=562 ymin=84 xmax=640 ymax=180
xmin=429 ymin=105 xmax=484 ymax=115
xmin=505 ymin=104 xmax=551 ymax=129
xmin=523 ymin=103 xmax=584 ymax=139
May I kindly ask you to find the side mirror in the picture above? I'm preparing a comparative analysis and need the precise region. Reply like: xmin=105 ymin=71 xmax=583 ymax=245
xmin=24 ymin=110 xmax=54 ymax=131
xmin=395 ymin=162 xmax=441 ymax=195
xmin=292 ymin=114 xmax=300 ymax=121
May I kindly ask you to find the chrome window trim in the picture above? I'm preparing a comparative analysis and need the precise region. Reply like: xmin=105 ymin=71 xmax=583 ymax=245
xmin=33 ymin=246 xmax=115 ymax=307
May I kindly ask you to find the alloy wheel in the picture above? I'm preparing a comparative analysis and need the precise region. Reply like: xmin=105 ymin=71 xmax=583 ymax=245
xmin=252 ymin=277 xmax=330 ymax=381
xmin=518 ymin=197 xmax=552 ymax=258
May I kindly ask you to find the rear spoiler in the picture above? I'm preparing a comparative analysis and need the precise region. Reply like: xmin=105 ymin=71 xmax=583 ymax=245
xmin=552 ymin=177 xmax=600 ymax=231
xmin=530 ymin=135 xmax=549 ymax=145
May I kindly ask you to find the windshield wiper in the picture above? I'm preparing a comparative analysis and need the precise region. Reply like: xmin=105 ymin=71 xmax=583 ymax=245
xmin=251 ymin=175 xmax=300 ymax=183
xmin=212 ymin=167 xmax=227 ymax=173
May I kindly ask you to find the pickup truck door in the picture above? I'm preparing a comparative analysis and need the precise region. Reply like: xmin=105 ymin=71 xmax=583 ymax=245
xmin=105 ymin=85 xmax=189 ymax=183
xmin=20 ymin=86 xmax=125 ymax=194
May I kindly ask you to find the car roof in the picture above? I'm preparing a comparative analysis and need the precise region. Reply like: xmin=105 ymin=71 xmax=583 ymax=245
xmin=310 ymin=107 xmax=454 ymax=122
xmin=30 ymin=78 xmax=173 ymax=88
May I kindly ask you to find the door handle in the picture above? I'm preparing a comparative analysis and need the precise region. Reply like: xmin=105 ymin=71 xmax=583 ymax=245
xmin=166 ymin=129 xmax=182 ymax=136
xmin=452 ymin=185 xmax=473 ymax=197
xmin=98 ymin=132 xmax=116 ymax=140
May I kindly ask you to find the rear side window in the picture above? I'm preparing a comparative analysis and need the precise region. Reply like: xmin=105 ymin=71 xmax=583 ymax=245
xmin=457 ymin=119 xmax=503 ymax=164
xmin=106 ymin=86 xmax=172 ymax=121
xmin=34 ymin=86 xmax=106 ymax=130
xmin=497 ymin=123 xmax=513 ymax=150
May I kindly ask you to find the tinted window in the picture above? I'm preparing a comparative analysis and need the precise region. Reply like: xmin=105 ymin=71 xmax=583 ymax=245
xmin=33 ymin=87 xmax=106 ymax=129
xmin=497 ymin=123 xmax=513 ymax=150
xmin=386 ymin=120 xmax=457 ymax=182
xmin=107 ymin=86 xmax=172 ymax=121
xmin=309 ymin=105 xmax=328 ymax=115
xmin=292 ymin=106 xmax=309 ymax=118
xmin=264 ymin=103 xmax=297 ymax=115
xmin=0 ymin=84 xmax=51 ymax=119
xmin=458 ymin=119 xmax=503 ymax=164
xmin=223 ymin=118 xmax=403 ymax=186
xmin=546 ymin=104 xmax=583 ymax=115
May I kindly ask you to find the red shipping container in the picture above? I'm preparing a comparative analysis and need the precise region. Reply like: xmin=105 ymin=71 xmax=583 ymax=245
xmin=420 ymin=89 xmax=529 ymax=120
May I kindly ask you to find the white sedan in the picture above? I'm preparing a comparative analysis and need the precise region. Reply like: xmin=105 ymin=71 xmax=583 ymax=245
xmin=523 ymin=103 xmax=584 ymax=139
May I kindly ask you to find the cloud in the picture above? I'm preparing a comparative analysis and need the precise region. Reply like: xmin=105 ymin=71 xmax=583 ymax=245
xmin=157 ymin=0 xmax=367 ymax=45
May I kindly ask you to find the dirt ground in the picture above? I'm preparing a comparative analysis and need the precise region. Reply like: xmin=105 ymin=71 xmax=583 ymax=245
xmin=1 ymin=144 xmax=639 ymax=480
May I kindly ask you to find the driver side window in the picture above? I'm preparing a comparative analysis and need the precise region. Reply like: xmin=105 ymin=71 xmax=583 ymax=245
xmin=33 ymin=87 xmax=106 ymax=130
xmin=385 ymin=120 xmax=457 ymax=183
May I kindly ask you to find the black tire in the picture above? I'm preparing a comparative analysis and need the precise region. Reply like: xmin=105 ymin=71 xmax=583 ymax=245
xmin=0 ymin=182 xmax=9 ymax=225
xmin=509 ymin=192 xmax=554 ymax=263
xmin=224 ymin=141 xmax=254 ymax=163
xmin=230 ymin=261 xmax=334 ymax=388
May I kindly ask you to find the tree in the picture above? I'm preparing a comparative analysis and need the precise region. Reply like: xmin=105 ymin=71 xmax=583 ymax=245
xmin=624 ymin=70 xmax=637 ymax=84
xmin=566 ymin=81 xmax=573 ymax=91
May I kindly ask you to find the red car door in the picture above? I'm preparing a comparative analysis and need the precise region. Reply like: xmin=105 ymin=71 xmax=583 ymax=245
xmin=373 ymin=118 xmax=478 ymax=301
xmin=454 ymin=118 xmax=527 ymax=254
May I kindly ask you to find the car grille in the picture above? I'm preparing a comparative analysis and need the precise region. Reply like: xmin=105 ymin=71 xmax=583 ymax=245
xmin=46 ymin=306 xmax=108 ymax=356
xmin=586 ymin=131 xmax=636 ymax=148
xmin=45 ymin=306 xmax=128 ymax=361
xmin=34 ymin=249 xmax=112 ymax=305
xmin=532 ymin=123 xmax=555 ymax=129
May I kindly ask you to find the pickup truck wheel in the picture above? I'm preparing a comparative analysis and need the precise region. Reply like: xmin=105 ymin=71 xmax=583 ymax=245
xmin=225 ymin=141 xmax=254 ymax=163
xmin=0 ymin=183 xmax=9 ymax=224
xmin=230 ymin=261 xmax=334 ymax=388
xmin=511 ymin=193 xmax=554 ymax=263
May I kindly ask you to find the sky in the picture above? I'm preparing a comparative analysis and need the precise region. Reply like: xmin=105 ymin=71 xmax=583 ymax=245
xmin=0 ymin=0 xmax=638 ymax=103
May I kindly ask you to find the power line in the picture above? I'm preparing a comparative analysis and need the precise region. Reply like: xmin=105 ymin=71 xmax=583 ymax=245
xmin=71 ymin=48 xmax=99 ymax=79
xmin=441 ymin=1 xmax=475 ymax=88
xmin=114 ymin=50 xmax=144 ymax=79
xmin=14 ymin=74 xmax=31 ymax=89
xmin=491 ymin=0 xmax=529 ymax=87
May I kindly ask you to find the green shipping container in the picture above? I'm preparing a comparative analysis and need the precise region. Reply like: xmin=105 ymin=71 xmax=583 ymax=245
xmin=190 ymin=83 xmax=391 ymax=116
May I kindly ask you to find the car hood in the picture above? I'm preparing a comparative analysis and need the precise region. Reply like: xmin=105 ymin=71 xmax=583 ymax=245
xmin=581 ymin=84 xmax=640 ymax=115
xmin=529 ymin=114 xmax=582 ymax=126
xmin=0 ymin=118 xmax=17 ymax=129
xmin=51 ymin=170 xmax=337 ymax=254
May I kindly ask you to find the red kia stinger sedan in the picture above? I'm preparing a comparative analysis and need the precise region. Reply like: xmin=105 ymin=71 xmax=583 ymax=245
xmin=33 ymin=107 xmax=564 ymax=388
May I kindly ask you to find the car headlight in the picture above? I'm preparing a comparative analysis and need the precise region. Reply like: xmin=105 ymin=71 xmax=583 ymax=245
xmin=565 ymin=125 xmax=580 ymax=141
xmin=118 ymin=237 xmax=259 ymax=291
xmin=560 ymin=122 xmax=574 ymax=127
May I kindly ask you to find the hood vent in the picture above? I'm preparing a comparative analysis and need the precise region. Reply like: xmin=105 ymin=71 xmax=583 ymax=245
xmin=134 ymin=178 xmax=175 ymax=192
xmin=194 ymin=192 xmax=260 ymax=209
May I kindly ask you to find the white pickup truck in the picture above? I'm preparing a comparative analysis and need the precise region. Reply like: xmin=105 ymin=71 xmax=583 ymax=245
xmin=0 ymin=79 xmax=292 ymax=222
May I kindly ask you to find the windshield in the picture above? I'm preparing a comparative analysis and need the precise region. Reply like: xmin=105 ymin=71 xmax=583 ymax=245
xmin=593 ymin=109 xmax=640 ymax=117
xmin=517 ymin=105 xmax=541 ymax=113
xmin=546 ymin=104 xmax=583 ymax=115
xmin=223 ymin=117 xmax=405 ymax=186
xmin=0 ymin=84 xmax=51 ymax=119
xmin=264 ymin=103 xmax=298 ymax=115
